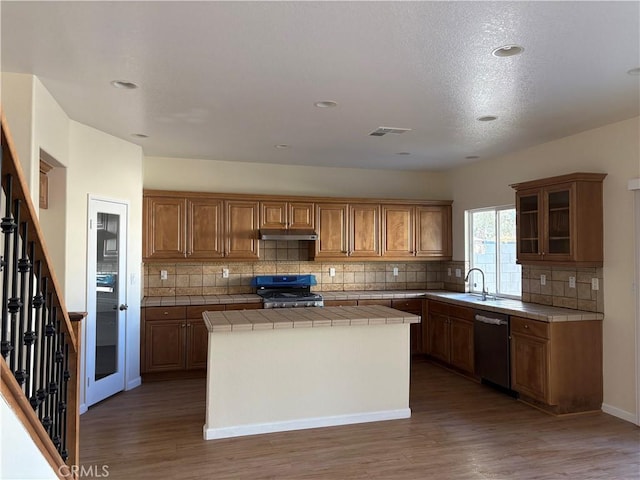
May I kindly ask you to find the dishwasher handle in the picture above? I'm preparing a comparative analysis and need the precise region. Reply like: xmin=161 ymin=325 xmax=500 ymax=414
xmin=475 ymin=314 xmax=508 ymax=326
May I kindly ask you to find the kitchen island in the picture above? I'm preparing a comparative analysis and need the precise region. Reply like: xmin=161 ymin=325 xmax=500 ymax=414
xmin=202 ymin=305 xmax=420 ymax=440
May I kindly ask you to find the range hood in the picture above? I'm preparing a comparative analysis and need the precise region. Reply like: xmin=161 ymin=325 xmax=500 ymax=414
xmin=259 ymin=229 xmax=318 ymax=241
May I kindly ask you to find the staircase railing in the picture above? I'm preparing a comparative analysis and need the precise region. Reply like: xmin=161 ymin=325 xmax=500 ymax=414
xmin=0 ymin=110 xmax=81 ymax=478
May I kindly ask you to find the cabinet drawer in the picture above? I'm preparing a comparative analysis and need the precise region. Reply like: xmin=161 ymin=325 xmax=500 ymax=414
xmin=324 ymin=300 xmax=358 ymax=307
xmin=511 ymin=316 xmax=550 ymax=339
xmin=225 ymin=302 xmax=263 ymax=311
xmin=145 ymin=306 xmax=186 ymax=320
xmin=428 ymin=300 xmax=449 ymax=315
xmin=391 ymin=299 xmax=423 ymax=313
xmin=449 ymin=305 xmax=473 ymax=321
xmin=358 ymin=299 xmax=392 ymax=307
xmin=186 ymin=305 xmax=224 ymax=319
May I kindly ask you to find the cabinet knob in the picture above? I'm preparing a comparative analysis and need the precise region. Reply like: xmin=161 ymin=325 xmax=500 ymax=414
xmin=181 ymin=323 xmax=187 ymax=328
xmin=163 ymin=311 xmax=168 ymax=315
xmin=524 ymin=324 xmax=529 ymax=329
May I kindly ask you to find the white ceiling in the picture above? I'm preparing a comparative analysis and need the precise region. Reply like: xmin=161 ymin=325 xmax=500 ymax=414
xmin=2 ymin=1 xmax=639 ymax=171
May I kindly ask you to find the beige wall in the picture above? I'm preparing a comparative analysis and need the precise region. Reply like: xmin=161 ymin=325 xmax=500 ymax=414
xmin=68 ymin=120 xmax=144 ymax=393
xmin=448 ymin=116 xmax=640 ymax=418
xmin=1 ymin=73 xmax=145 ymax=407
xmin=144 ymin=156 xmax=450 ymax=200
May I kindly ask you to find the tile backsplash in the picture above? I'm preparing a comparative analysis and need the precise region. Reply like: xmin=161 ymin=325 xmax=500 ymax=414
xmin=143 ymin=241 xmax=603 ymax=313
xmin=144 ymin=256 xmax=446 ymax=298
xmin=521 ymin=265 xmax=604 ymax=313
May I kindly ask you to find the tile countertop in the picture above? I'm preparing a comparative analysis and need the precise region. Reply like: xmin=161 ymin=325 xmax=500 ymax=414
xmin=203 ymin=305 xmax=420 ymax=332
xmin=141 ymin=290 xmax=604 ymax=323
xmin=423 ymin=291 xmax=604 ymax=323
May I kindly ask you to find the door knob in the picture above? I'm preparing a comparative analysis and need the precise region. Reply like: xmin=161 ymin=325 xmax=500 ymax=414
xmin=119 ymin=304 xmax=128 ymax=311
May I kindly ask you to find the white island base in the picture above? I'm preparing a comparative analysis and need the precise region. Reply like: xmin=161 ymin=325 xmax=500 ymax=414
xmin=202 ymin=306 xmax=418 ymax=440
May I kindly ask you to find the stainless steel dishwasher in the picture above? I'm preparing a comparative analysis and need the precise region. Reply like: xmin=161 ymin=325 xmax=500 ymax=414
xmin=474 ymin=310 xmax=513 ymax=393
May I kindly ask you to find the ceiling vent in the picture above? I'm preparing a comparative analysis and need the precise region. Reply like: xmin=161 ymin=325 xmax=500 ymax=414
xmin=369 ymin=127 xmax=412 ymax=137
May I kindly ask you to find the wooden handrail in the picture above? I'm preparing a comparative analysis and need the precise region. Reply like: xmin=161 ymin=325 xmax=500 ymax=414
xmin=1 ymin=108 xmax=80 ymax=479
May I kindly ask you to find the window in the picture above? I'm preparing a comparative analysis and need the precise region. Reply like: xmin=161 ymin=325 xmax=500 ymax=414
xmin=467 ymin=206 xmax=521 ymax=298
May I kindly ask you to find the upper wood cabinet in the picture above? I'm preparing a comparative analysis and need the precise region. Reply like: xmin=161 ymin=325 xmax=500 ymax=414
xmin=260 ymin=201 xmax=314 ymax=230
xmin=225 ymin=200 xmax=260 ymax=260
xmin=416 ymin=205 xmax=452 ymax=258
xmin=144 ymin=196 xmax=188 ymax=259
xmin=315 ymin=203 xmax=349 ymax=258
xmin=144 ymin=190 xmax=452 ymax=262
xmin=188 ymin=198 xmax=224 ymax=259
xmin=511 ymin=173 xmax=606 ymax=267
xmin=381 ymin=205 xmax=415 ymax=258
xmin=381 ymin=204 xmax=452 ymax=260
xmin=144 ymin=194 xmax=258 ymax=261
xmin=349 ymin=204 xmax=380 ymax=257
xmin=314 ymin=203 xmax=381 ymax=258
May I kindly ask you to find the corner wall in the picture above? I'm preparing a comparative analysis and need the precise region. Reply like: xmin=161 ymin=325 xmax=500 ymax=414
xmin=448 ymin=116 xmax=640 ymax=419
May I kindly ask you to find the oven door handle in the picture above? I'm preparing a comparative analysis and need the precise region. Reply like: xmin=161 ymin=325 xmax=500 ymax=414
xmin=475 ymin=314 xmax=508 ymax=326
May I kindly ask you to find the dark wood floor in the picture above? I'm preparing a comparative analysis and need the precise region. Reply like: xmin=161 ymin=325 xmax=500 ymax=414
xmin=80 ymin=358 xmax=640 ymax=479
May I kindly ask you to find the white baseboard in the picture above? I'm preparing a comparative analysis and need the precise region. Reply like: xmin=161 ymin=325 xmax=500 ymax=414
xmin=126 ymin=376 xmax=142 ymax=391
xmin=79 ymin=403 xmax=88 ymax=415
xmin=601 ymin=403 xmax=637 ymax=424
xmin=203 ymin=408 xmax=411 ymax=440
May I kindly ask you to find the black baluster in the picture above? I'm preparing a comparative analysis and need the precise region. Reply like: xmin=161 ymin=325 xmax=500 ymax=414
xmin=1 ymin=174 xmax=17 ymax=360
xmin=33 ymin=271 xmax=47 ymax=415
xmin=52 ymin=324 xmax=63 ymax=452
xmin=14 ymin=221 xmax=31 ymax=387
xmin=42 ymin=289 xmax=54 ymax=433
xmin=24 ymin=241 xmax=37 ymax=403
xmin=60 ymin=341 xmax=70 ymax=461
xmin=8 ymin=198 xmax=23 ymax=374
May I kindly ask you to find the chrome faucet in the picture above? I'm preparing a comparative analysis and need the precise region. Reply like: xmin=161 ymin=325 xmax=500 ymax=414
xmin=464 ymin=268 xmax=488 ymax=301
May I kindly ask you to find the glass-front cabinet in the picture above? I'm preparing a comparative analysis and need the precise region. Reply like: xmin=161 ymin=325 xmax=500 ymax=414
xmin=512 ymin=173 xmax=606 ymax=267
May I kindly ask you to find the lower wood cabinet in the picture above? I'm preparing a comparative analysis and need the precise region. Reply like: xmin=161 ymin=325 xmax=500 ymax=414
xmin=142 ymin=303 xmax=265 ymax=378
xmin=426 ymin=300 xmax=474 ymax=375
xmin=510 ymin=316 xmax=602 ymax=413
xmin=142 ymin=305 xmax=223 ymax=375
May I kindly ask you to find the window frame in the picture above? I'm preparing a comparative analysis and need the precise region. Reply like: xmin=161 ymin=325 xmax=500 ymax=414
xmin=467 ymin=205 xmax=521 ymax=300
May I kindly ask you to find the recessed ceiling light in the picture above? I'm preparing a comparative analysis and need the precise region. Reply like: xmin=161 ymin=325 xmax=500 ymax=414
xmin=492 ymin=45 xmax=524 ymax=57
xmin=314 ymin=101 xmax=338 ymax=108
xmin=627 ymin=67 xmax=640 ymax=76
xmin=477 ymin=115 xmax=498 ymax=122
xmin=111 ymin=80 xmax=139 ymax=89
xmin=465 ymin=155 xmax=480 ymax=159
xmin=275 ymin=144 xmax=290 ymax=149
xmin=396 ymin=152 xmax=411 ymax=156
xmin=131 ymin=133 xmax=148 ymax=138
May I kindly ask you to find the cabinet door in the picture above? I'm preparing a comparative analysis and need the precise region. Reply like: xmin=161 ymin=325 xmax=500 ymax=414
xmin=542 ymin=183 xmax=574 ymax=262
xmin=315 ymin=203 xmax=349 ymax=258
xmin=188 ymin=198 xmax=224 ymax=259
xmin=288 ymin=202 xmax=315 ymax=230
xmin=144 ymin=196 xmax=187 ymax=259
xmin=428 ymin=312 xmax=450 ymax=363
xmin=260 ymin=201 xmax=287 ymax=229
xmin=225 ymin=200 xmax=260 ymax=260
xmin=516 ymin=189 xmax=542 ymax=262
xmin=381 ymin=205 xmax=415 ymax=257
xmin=511 ymin=333 xmax=549 ymax=402
xmin=415 ymin=205 xmax=452 ymax=258
xmin=144 ymin=320 xmax=186 ymax=372
xmin=185 ymin=319 xmax=209 ymax=370
xmin=349 ymin=204 xmax=380 ymax=257
xmin=449 ymin=317 xmax=474 ymax=374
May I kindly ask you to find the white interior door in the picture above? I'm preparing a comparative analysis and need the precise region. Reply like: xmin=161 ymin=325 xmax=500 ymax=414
xmin=86 ymin=197 xmax=128 ymax=407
